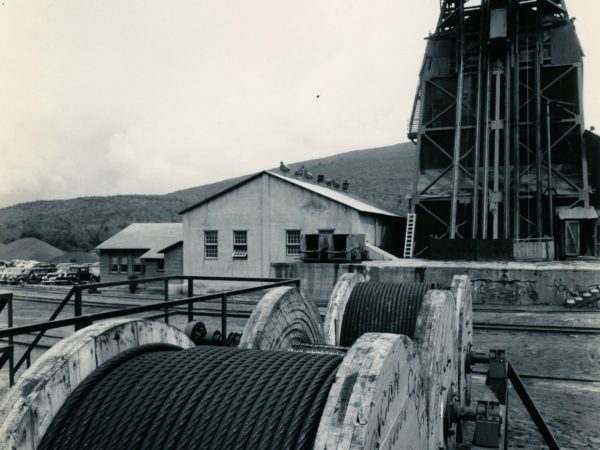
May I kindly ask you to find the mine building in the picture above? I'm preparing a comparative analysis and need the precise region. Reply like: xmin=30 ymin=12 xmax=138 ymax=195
xmin=179 ymin=170 xmax=404 ymax=278
xmin=96 ymin=223 xmax=182 ymax=282
xmin=406 ymin=0 xmax=600 ymax=261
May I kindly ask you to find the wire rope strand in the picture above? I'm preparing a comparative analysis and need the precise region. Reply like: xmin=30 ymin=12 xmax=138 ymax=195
xmin=340 ymin=282 xmax=429 ymax=346
xmin=40 ymin=344 xmax=343 ymax=450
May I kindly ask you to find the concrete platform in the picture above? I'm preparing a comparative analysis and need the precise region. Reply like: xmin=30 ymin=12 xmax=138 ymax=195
xmin=271 ymin=259 xmax=600 ymax=307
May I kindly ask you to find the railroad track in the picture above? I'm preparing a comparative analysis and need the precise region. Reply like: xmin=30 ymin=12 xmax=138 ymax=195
xmin=474 ymin=307 xmax=600 ymax=314
xmin=9 ymin=299 xmax=253 ymax=321
xmin=6 ymin=286 xmax=265 ymax=306
xmin=471 ymin=371 xmax=600 ymax=385
xmin=11 ymin=294 xmax=252 ymax=311
xmin=473 ymin=322 xmax=600 ymax=335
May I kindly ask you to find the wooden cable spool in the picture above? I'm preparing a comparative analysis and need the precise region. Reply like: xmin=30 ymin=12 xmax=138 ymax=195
xmin=0 ymin=281 xmax=468 ymax=450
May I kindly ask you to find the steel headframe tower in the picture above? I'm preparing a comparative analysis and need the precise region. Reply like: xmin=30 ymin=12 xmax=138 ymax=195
xmin=408 ymin=0 xmax=589 ymax=256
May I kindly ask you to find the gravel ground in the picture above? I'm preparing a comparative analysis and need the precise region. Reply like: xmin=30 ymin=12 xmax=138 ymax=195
xmin=471 ymin=376 xmax=600 ymax=449
xmin=471 ymin=311 xmax=600 ymax=449
xmin=474 ymin=330 xmax=600 ymax=380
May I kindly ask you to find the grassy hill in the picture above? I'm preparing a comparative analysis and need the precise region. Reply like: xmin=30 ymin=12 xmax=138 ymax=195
xmin=0 ymin=142 xmax=415 ymax=252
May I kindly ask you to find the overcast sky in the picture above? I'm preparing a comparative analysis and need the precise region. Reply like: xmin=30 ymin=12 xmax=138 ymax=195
xmin=1 ymin=0 xmax=598 ymax=208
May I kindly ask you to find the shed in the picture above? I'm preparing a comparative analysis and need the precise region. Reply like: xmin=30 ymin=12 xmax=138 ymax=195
xmin=96 ymin=223 xmax=182 ymax=281
xmin=557 ymin=206 xmax=598 ymax=258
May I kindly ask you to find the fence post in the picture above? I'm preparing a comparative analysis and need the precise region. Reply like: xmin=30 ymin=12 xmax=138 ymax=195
xmin=7 ymin=294 xmax=13 ymax=385
xmin=74 ymin=288 xmax=83 ymax=331
xmin=221 ymin=293 xmax=227 ymax=346
xmin=164 ymin=279 xmax=169 ymax=324
xmin=187 ymin=279 xmax=194 ymax=322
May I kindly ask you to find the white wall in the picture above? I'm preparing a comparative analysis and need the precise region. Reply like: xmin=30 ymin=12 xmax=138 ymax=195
xmin=183 ymin=173 xmax=392 ymax=277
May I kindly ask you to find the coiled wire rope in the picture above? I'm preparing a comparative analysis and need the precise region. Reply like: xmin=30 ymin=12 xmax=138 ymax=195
xmin=39 ymin=344 xmax=342 ymax=450
xmin=339 ymin=281 xmax=434 ymax=346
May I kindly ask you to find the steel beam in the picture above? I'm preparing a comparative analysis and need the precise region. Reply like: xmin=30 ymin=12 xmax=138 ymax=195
xmin=534 ymin=1 xmax=544 ymax=237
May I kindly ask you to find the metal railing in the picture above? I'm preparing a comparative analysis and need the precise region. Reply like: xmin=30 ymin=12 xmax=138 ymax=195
xmin=0 ymin=275 xmax=300 ymax=386
xmin=0 ymin=292 xmax=13 ymax=386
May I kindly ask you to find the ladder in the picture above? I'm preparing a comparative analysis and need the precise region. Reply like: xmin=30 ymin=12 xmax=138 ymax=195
xmin=407 ymin=90 xmax=422 ymax=140
xmin=403 ymin=213 xmax=417 ymax=259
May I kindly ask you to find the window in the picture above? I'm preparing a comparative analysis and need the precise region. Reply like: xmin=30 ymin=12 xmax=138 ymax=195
xmin=286 ymin=230 xmax=301 ymax=256
xmin=205 ymin=231 xmax=218 ymax=259
xmin=110 ymin=255 xmax=128 ymax=273
xmin=133 ymin=257 xmax=144 ymax=273
xmin=157 ymin=259 xmax=165 ymax=272
xmin=119 ymin=256 xmax=128 ymax=273
xmin=233 ymin=230 xmax=248 ymax=259
xmin=110 ymin=256 xmax=119 ymax=273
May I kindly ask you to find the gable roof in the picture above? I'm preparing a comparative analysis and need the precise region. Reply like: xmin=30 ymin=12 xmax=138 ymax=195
xmin=158 ymin=240 xmax=183 ymax=254
xmin=0 ymin=238 xmax=65 ymax=262
xmin=179 ymin=171 xmax=402 ymax=218
xmin=141 ymin=240 xmax=183 ymax=260
xmin=96 ymin=223 xmax=183 ymax=259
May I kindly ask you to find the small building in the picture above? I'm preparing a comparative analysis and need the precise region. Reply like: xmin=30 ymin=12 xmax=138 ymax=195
xmin=96 ymin=223 xmax=182 ymax=282
xmin=179 ymin=171 xmax=404 ymax=278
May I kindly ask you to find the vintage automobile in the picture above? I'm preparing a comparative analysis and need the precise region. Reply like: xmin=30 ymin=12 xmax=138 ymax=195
xmin=42 ymin=265 xmax=72 ymax=285
xmin=6 ymin=267 xmax=30 ymax=284
xmin=23 ymin=267 xmax=57 ymax=284
xmin=53 ymin=265 xmax=100 ymax=285
xmin=0 ymin=266 xmax=16 ymax=284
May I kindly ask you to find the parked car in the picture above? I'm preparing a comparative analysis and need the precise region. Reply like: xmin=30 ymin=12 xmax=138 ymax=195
xmin=42 ymin=265 xmax=72 ymax=285
xmin=0 ymin=265 xmax=10 ymax=283
xmin=3 ymin=267 xmax=24 ymax=284
xmin=6 ymin=267 xmax=31 ymax=284
xmin=24 ymin=267 xmax=57 ymax=284
xmin=54 ymin=265 xmax=100 ymax=285
xmin=0 ymin=267 xmax=15 ymax=284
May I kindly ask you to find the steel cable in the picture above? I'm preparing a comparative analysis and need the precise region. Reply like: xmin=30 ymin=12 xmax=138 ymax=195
xmin=38 ymin=344 xmax=342 ymax=450
xmin=339 ymin=281 xmax=435 ymax=346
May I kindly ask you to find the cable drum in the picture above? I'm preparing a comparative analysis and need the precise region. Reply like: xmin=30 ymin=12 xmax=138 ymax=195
xmin=339 ymin=281 xmax=433 ymax=347
xmin=39 ymin=344 xmax=342 ymax=450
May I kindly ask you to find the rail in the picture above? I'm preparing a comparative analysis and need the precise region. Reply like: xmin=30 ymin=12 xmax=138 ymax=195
xmin=473 ymin=322 xmax=600 ymax=335
xmin=0 ymin=275 xmax=300 ymax=386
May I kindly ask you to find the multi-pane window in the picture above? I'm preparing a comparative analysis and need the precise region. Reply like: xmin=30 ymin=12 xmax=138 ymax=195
xmin=110 ymin=256 xmax=119 ymax=273
xmin=157 ymin=259 xmax=165 ymax=272
xmin=119 ymin=256 xmax=128 ymax=273
xmin=110 ymin=255 xmax=128 ymax=273
xmin=205 ymin=231 xmax=218 ymax=259
xmin=286 ymin=230 xmax=301 ymax=256
xmin=233 ymin=231 xmax=248 ymax=259
xmin=133 ymin=257 xmax=144 ymax=273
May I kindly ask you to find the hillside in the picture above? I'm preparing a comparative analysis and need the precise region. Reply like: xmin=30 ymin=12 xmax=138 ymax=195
xmin=0 ymin=142 xmax=415 ymax=252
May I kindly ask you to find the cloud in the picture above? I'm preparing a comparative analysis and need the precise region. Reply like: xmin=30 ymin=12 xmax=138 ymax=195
xmin=0 ymin=0 xmax=598 ymax=207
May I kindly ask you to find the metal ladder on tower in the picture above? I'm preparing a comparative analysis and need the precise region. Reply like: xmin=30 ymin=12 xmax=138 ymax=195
xmin=403 ymin=213 xmax=416 ymax=259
